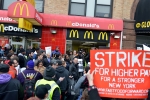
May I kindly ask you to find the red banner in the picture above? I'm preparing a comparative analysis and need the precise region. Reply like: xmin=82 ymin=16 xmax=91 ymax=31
xmin=90 ymin=50 xmax=150 ymax=99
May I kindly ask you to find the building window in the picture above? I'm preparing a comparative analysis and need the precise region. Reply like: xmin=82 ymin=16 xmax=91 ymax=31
xmin=95 ymin=0 xmax=113 ymax=18
xmin=69 ymin=0 xmax=87 ymax=16
xmin=2 ymin=0 xmax=44 ymax=12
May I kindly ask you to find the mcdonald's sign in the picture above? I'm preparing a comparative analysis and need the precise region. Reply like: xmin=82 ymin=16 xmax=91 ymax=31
xmin=108 ymin=24 xmax=114 ymax=30
xmin=98 ymin=32 xmax=108 ymax=40
xmin=26 ymin=0 xmax=35 ymax=7
xmin=84 ymin=31 xmax=93 ymax=39
xmin=18 ymin=18 xmax=33 ymax=31
xmin=0 ymin=24 xmax=4 ymax=32
xmin=69 ymin=30 xmax=79 ymax=38
xmin=66 ymin=21 xmax=72 ymax=26
xmin=50 ymin=20 xmax=57 ymax=25
xmin=13 ymin=2 xmax=29 ymax=16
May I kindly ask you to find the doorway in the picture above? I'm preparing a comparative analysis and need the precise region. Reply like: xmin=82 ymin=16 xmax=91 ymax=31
xmin=11 ymin=37 xmax=25 ymax=54
xmin=31 ymin=42 xmax=41 ymax=49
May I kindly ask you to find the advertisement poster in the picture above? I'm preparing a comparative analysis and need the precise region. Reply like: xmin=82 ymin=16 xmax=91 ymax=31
xmin=90 ymin=50 xmax=150 ymax=99
xmin=0 ymin=37 xmax=9 ymax=49
xmin=45 ymin=46 xmax=51 ymax=55
xmin=78 ymin=59 xmax=83 ymax=72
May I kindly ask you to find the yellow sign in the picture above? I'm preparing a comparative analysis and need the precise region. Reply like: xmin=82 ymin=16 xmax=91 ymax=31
xmin=26 ymin=0 xmax=35 ymax=7
xmin=50 ymin=20 xmax=57 ymax=25
xmin=69 ymin=30 xmax=79 ymax=38
xmin=108 ymin=24 xmax=114 ymax=29
xmin=18 ymin=18 xmax=33 ymax=32
xmin=136 ymin=23 xmax=141 ymax=28
xmin=66 ymin=21 xmax=72 ymax=26
xmin=13 ymin=2 xmax=29 ymax=16
xmin=84 ymin=31 xmax=93 ymax=39
xmin=98 ymin=32 xmax=108 ymax=40
xmin=0 ymin=24 xmax=4 ymax=32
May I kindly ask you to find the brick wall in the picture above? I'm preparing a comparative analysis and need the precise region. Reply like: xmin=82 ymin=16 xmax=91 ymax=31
xmin=122 ymin=19 xmax=136 ymax=49
xmin=112 ymin=0 xmax=134 ymax=19
xmin=44 ymin=0 xmax=69 ymax=15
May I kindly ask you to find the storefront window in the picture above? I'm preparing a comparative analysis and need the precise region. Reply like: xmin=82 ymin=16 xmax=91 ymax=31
xmin=12 ymin=37 xmax=23 ymax=42
xmin=2 ymin=0 xmax=44 ymax=12
xmin=95 ymin=0 xmax=113 ymax=18
xmin=69 ymin=0 xmax=86 ymax=16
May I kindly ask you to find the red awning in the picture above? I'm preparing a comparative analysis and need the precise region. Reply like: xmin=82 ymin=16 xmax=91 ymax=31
xmin=7 ymin=1 xmax=43 ymax=25
xmin=41 ymin=14 xmax=123 ymax=31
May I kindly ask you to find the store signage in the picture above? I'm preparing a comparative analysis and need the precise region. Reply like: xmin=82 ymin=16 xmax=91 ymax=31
xmin=84 ymin=31 xmax=93 ymax=39
xmin=66 ymin=21 xmax=100 ymax=28
xmin=50 ymin=20 xmax=57 ymax=25
xmin=69 ymin=30 xmax=79 ymax=38
xmin=108 ymin=24 xmax=114 ymax=29
xmin=0 ymin=17 xmax=15 ymax=22
xmin=67 ymin=29 xmax=110 ymax=42
xmin=0 ymin=24 xmax=4 ymax=32
xmin=18 ymin=18 xmax=33 ymax=31
xmin=135 ymin=21 xmax=150 ymax=29
xmin=13 ymin=2 xmax=29 ymax=16
xmin=0 ymin=24 xmax=38 ymax=33
xmin=35 ymin=13 xmax=43 ymax=23
xmin=98 ymin=32 xmax=108 ymax=41
xmin=90 ymin=50 xmax=150 ymax=99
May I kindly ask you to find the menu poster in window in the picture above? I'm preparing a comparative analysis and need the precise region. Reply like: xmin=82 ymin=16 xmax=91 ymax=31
xmin=45 ymin=46 xmax=51 ymax=55
xmin=90 ymin=50 xmax=150 ymax=99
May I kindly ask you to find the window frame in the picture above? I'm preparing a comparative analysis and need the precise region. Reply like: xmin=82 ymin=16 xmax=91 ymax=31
xmin=1 ymin=0 xmax=45 ymax=13
xmin=94 ymin=0 xmax=113 ymax=18
xmin=68 ymin=0 xmax=87 ymax=16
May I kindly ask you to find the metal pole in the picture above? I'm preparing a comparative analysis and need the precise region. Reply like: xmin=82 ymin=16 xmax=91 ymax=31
xmin=120 ymin=31 xmax=123 ymax=50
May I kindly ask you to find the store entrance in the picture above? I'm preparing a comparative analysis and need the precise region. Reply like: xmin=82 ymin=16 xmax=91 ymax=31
xmin=66 ymin=40 xmax=109 ymax=52
xmin=11 ymin=37 xmax=25 ymax=54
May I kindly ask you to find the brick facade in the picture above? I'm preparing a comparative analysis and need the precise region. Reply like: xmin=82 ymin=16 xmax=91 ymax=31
xmin=43 ymin=0 xmax=139 ymax=49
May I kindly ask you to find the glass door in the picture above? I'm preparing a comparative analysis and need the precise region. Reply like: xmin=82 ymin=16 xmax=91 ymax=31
xmin=31 ymin=42 xmax=41 ymax=49
xmin=11 ymin=37 xmax=25 ymax=54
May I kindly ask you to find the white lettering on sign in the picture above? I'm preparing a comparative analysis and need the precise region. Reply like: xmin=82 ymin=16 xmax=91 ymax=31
xmin=72 ymin=22 xmax=100 ymax=28
xmin=95 ymin=52 xmax=150 ymax=67
xmin=35 ymin=13 xmax=42 ymax=23
xmin=4 ymin=25 xmax=38 ymax=33
xmin=0 ymin=17 xmax=15 ymax=22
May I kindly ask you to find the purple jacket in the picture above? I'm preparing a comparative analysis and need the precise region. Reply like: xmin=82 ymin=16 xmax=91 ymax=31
xmin=17 ymin=68 xmax=43 ymax=86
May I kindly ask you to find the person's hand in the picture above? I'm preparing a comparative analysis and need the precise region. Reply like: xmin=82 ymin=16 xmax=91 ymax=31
xmin=59 ymin=77 xmax=65 ymax=82
xmin=87 ymin=70 xmax=95 ymax=86
xmin=69 ymin=76 xmax=73 ymax=78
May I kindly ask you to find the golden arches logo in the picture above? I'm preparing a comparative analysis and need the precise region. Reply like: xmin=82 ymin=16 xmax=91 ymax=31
xmin=0 ymin=24 xmax=4 ymax=32
xmin=69 ymin=30 xmax=79 ymax=38
xmin=26 ymin=0 xmax=35 ymax=7
xmin=13 ymin=3 xmax=29 ymax=16
xmin=84 ymin=31 xmax=93 ymax=39
xmin=66 ymin=21 xmax=72 ymax=26
xmin=113 ymin=43 xmax=117 ymax=46
xmin=98 ymin=32 xmax=108 ymax=40
xmin=108 ymin=24 xmax=114 ymax=29
xmin=50 ymin=20 xmax=58 ymax=25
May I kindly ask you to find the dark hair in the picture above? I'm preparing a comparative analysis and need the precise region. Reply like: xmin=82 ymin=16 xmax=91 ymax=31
xmin=36 ymin=60 xmax=43 ymax=66
xmin=85 ymin=66 xmax=90 ymax=73
xmin=37 ymin=53 xmax=42 ymax=57
xmin=35 ymin=84 xmax=50 ymax=99
xmin=7 ymin=53 xmax=14 ymax=60
xmin=11 ymin=56 xmax=19 ymax=62
xmin=8 ymin=60 xmax=14 ymax=66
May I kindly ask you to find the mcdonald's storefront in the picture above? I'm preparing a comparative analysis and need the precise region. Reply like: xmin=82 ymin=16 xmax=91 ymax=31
xmin=0 ymin=0 xmax=123 ymax=54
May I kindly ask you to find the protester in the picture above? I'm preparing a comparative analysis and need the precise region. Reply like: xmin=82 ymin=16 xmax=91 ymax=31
xmin=0 ymin=64 xmax=24 ymax=100
xmin=43 ymin=54 xmax=51 ymax=67
xmin=27 ymin=50 xmax=34 ymax=62
xmin=51 ymin=46 xmax=61 ymax=57
xmin=35 ymin=66 xmax=61 ymax=100
xmin=34 ymin=53 xmax=43 ymax=66
xmin=8 ymin=60 xmax=17 ymax=78
xmin=69 ymin=57 xmax=79 ymax=81
xmin=34 ymin=60 xmax=45 ymax=75
xmin=18 ymin=48 xmax=26 ymax=68
xmin=55 ymin=60 xmax=70 ymax=100
xmin=17 ymin=60 xmax=43 ymax=86
xmin=4 ymin=52 xmax=14 ymax=64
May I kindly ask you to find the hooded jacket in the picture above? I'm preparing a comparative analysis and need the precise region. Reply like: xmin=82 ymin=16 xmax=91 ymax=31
xmin=0 ymin=73 xmax=24 ymax=100
xmin=55 ymin=66 xmax=70 ymax=92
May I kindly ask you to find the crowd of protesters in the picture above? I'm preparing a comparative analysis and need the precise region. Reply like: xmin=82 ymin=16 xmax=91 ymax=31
xmin=0 ymin=44 xmax=149 ymax=100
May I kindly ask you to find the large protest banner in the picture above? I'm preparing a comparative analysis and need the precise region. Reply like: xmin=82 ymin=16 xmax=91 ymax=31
xmin=90 ymin=50 xmax=150 ymax=99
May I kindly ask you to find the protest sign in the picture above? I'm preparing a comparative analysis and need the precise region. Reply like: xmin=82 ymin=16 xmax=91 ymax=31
xmin=45 ymin=46 xmax=51 ymax=54
xmin=90 ymin=50 xmax=150 ymax=99
xmin=78 ymin=59 xmax=84 ymax=72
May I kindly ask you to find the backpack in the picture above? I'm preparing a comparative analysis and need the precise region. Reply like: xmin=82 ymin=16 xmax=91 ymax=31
xmin=22 ymin=72 xmax=38 ymax=99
